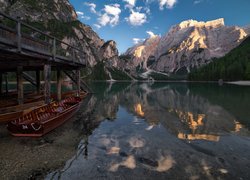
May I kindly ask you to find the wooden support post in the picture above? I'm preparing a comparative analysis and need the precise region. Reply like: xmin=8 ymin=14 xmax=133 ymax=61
xmin=5 ymin=73 xmax=8 ymax=94
xmin=17 ymin=18 xmax=21 ymax=52
xmin=36 ymin=70 xmax=40 ymax=94
xmin=57 ymin=70 xmax=62 ymax=101
xmin=0 ymin=73 xmax=2 ymax=95
xmin=44 ymin=64 xmax=51 ymax=104
xmin=76 ymin=69 xmax=81 ymax=97
xmin=52 ymin=38 xmax=56 ymax=59
xmin=17 ymin=66 xmax=24 ymax=105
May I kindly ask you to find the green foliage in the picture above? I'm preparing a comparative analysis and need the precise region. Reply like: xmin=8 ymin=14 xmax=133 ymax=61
xmin=188 ymin=37 xmax=250 ymax=81
xmin=85 ymin=62 xmax=109 ymax=81
xmin=119 ymin=54 xmax=132 ymax=63
xmin=46 ymin=19 xmax=80 ymax=39
xmin=108 ymin=68 xmax=132 ymax=80
xmin=149 ymin=72 xmax=169 ymax=80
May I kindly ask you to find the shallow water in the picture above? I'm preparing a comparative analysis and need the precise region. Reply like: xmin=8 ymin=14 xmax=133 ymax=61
xmin=1 ymin=82 xmax=250 ymax=179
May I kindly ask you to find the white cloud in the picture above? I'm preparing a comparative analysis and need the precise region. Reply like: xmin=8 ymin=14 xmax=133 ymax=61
xmin=194 ymin=0 xmax=203 ymax=4
xmin=76 ymin=11 xmax=91 ymax=20
xmin=159 ymin=0 xmax=177 ymax=10
xmin=85 ymin=2 xmax=97 ymax=14
xmin=97 ymin=4 xmax=121 ymax=27
xmin=94 ymin=24 xmax=101 ymax=29
xmin=146 ymin=31 xmax=156 ymax=37
xmin=126 ymin=10 xmax=147 ymax=26
xmin=124 ymin=0 xmax=136 ymax=9
xmin=133 ymin=38 xmax=145 ymax=44
xmin=104 ymin=4 xmax=121 ymax=16
xmin=76 ymin=11 xmax=84 ymax=16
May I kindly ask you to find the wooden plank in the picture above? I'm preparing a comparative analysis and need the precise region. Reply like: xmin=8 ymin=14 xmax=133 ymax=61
xmin=44 ymin=64 xmax=51 ymax=104
xmin=5 ymin=73 xmax=8 ymax=94
xmin=17 ymin=66 xmax=23 ymax=104
xmin=76 ymin=69 xmax=81 ymax=97
xmin=17 ymin=20 xmax=21 ymax=52
xmin=36 ymin=70 xmax=40 ymax=94
xmin=0 ymin=73 xmax=2 ymax=94
xmin=57 ymin=70 xmax=62 ymax=101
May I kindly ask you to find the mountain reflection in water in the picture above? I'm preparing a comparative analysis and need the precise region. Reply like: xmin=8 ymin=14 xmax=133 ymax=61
xmin=22 ymin=82 xmax=247 ymax=180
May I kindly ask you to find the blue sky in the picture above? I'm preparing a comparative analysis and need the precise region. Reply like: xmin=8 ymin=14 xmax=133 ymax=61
xmin=69 ymin=0 xmax=250 ymax=54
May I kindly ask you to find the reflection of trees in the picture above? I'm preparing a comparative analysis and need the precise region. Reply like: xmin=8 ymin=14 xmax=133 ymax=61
xmin=93 ymin=82 xmax=249 ymax=142
xmin=78 ymin=82 xmax=249 ymax=143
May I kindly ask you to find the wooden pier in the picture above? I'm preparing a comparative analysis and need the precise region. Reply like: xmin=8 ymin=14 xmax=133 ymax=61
xmin=0 ymin=11 xmax=89 ymax=105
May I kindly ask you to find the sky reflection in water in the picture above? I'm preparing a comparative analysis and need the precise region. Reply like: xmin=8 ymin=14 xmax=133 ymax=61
xmin=47 ymin=82 xmax=250 ymax=180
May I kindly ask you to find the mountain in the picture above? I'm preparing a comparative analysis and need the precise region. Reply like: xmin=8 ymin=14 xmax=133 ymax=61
xmin=0 ymin=0 xmax=120 ymax=70
xmin=124 ymin=19 xmax=249 ymax=76
xmin=188 ymin=36 xmax=250 ymax=81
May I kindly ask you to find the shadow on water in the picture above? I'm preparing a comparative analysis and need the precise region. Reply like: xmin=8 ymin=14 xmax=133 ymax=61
xmin=1 ymin=82 xmax=250 ymax=179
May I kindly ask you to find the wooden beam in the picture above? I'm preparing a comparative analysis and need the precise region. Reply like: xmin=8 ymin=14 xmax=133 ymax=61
xmin=76 ymin=69 xmax=80 ymax=97
xmin=17 ymin=18 xmax=21 ymax=52
xmin=36 ymin=70 xmax=40 ymax=94
xmin=0 ymin=73 xmax=2 ymax=94
xmin=5 ymin=73 xmax=8 ymax=94
xmin=17 ymin=66 xmax=23 ymax=105
xmin=44 ymin=64 xmax=51 ymax=104
xmin=57 ymin=70 xmax=62 ymax=101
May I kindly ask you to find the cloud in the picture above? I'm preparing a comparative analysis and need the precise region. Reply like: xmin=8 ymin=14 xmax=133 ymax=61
xmin=76 ymin=11 xmax=84 ymax=16
xmin=159 ymin=0 xmax=177 ymax=10
xmin=104 ymin=4 xmax=121 ymax=16
xmin=85 ymin=2 xmax=97 ymax=14
xmin=194 ymin=0 xmax=203 ymax=4
xmin=124 ymin=0 xmax=136 ymax=9
xmin=133 ymin=38 xmax=145 ymax=44
xmin=76 ymin=11 xmax=91 ymax=20
xmin=146 ymin=31 xmax=156 ymax=37
xmin=94 ymin=24 xmax=102 ymax=29
xmin=126 ymin=10 xmax=147 ymax=26
xmin=97 ymin=4 xmax=121 ymax=27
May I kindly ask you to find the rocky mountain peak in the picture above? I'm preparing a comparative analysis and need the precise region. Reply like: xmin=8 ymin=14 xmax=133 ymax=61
xmin=123 ymin=18 xmax=249 ymax=74
xmin=169 ymin=18 xmax=225 ymax=34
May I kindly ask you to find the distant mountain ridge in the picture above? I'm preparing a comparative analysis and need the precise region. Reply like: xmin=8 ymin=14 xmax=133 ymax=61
xmin=123 ymin=18 xmax=250 ymax=75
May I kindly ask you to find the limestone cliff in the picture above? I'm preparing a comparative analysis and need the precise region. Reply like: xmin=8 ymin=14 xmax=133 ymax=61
xmin=124 ymin=19 xmax=249 ymax=74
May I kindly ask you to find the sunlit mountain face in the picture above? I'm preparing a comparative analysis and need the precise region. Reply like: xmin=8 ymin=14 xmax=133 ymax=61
xmin=69 ymin=0 xmax=250 ymax=53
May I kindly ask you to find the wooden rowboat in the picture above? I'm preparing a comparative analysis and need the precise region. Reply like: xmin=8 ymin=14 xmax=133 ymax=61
xmin=0 ymin=100 xmax=45 ymax=124
xmin=7 ymin=96 xmax=83 ymax=137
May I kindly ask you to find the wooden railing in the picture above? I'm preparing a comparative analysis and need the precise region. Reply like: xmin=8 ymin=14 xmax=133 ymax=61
xmin=0 ymin=11 xmax=86 ymax=65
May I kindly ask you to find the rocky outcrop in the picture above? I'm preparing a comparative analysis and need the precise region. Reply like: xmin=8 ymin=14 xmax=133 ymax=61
xmin=100 ymin=40 xmax=119 ymax=67
xmin=124 ymin=19 xmax=249 ymax=74
xmin=0 ymin=0 xmax=118 ymax=67
xmin=124 ymin=35 xmax=161 ymax=70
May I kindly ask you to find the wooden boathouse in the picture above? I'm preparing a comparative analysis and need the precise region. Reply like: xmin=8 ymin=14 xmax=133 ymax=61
xmin=0 ymin=11 xmax=89 ymax=105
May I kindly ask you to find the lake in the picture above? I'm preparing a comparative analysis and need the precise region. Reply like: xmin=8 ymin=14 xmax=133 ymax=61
xmin=0 ymin=82 xmax=250 ymax=179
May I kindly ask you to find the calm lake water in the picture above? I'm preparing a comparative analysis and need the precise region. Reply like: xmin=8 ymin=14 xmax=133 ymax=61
xmin=0 ymin=82 xmax=250 ymax=179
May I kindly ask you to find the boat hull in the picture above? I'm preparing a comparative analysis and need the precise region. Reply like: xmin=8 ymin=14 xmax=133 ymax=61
xmin=7 ymin=97 xmax=83 ymax=137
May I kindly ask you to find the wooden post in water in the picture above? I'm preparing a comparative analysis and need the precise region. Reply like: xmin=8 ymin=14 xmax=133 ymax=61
xmin=36 ymin=70 xmax=41 ymax=94
xmin=44 ymin=64 xmax=51 ymax=104
xmin=57 ymin=70 xmax=62 ymax=101
xmin=76 ymin=69 xmax=81 ymax=97
xmin=17 ymin=66 xmax=24 ymax=105
xmin=0 ymin=73 xmax=2 ymax=95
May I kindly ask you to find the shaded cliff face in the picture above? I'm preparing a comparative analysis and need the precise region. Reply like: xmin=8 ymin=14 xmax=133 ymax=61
xmin=125 ymin=19 xmax=249 ymax=74
xmin=0 ymin=0 xmax=119 ymax=66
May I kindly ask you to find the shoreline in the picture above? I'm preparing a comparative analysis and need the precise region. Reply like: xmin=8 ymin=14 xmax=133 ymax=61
xmin=3 ymin=80 xmax=250 ymax=86
xmin=225 ymin=81 xmax=250 ymax=86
